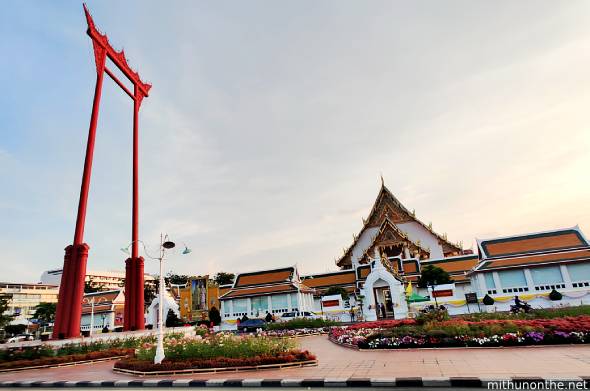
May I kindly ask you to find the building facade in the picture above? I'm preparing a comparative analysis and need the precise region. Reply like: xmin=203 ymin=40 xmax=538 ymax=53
xmin=40 ymin=269 xmax=156 ymax=291
xmin=0 ymin=282 xmax=59 ymax=323
xmin=469 ymin=227 xmax=590 ymax=311
xmin=215 ymin=183 xmax=590 ymax=324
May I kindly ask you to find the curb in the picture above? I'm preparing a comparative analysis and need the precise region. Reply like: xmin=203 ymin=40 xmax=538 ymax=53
xmin=1 ymin=377 xmax=588 ymax=387
xmin=112 ymin=360 xmax=318 ymax=376
xmin=0 ymin=356 xmax=128 ymax=373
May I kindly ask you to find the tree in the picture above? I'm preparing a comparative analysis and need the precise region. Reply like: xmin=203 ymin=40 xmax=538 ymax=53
xmin=214 ymin=272 xmax=235 ymax=285
xmin=33 ymin=302 xmax=56 ymax=324
xmin=84 ymin=277 xmax=104 ymax=293
xmin=4 ymin=324 xmax=26 ymax=336
xmin=417 ymin=265 xmax=452 ymax=288
xmin=0 ymin=296 xmax=12 ymax=329
xmin=209 ymin=306 xmax=221 ymax=326
xmin=165 ymin=273 xmax=189 ymax=286
xmin=165 ymin=309 xmax=182 ymax=327
xmin=144 ymin=283 xmax=157 ymax=306
xmin=324 ymin=286 xmax=350 ymax=300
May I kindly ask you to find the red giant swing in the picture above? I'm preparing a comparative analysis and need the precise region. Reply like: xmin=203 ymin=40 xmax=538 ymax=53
xmin=52 ymin=5 xmax=151 ymax=339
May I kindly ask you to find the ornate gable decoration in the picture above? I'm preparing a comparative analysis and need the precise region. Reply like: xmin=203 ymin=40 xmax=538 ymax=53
xmin=367 ymin=193 xmax=412 ymax=227
xmin=83 ymin=4 xmax=151 ymax=97
xmin=336 ymin=182 xmax=462 ymax=268
xmin=359 ymin=218 xmax=430 ymax=264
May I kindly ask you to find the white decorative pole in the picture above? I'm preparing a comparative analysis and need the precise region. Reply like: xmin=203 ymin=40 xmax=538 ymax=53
xmin=154 ymin=234 xmax=165 ymax=365
xmin=89 ymin=298 xmax=95 ymax=336
xmin=120 ymin=234 xmax=186 ymax=365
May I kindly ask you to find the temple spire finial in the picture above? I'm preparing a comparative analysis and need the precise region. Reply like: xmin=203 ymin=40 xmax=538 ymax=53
xmin=380 ymin=173 xmax=384 ymax=187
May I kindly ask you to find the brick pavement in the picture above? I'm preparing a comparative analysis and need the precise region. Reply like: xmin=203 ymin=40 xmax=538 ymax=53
xmin=1 ymin=335 xmax=589 ymax=382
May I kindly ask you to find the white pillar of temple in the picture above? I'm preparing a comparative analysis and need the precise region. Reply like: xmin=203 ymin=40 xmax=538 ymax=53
xmin=524 ymin=269 xmax=535 ymax=291
xmin=403 ymin=246 xmax=411 ymax=259
xmin=561 ymin=265 xmax=573 ymax=289
xmin=492 ymin=272 xmax=503 ymax=294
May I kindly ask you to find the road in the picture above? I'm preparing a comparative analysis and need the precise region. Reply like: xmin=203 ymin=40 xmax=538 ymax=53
xmin=1 ymin=335 xmax=589 ymax=382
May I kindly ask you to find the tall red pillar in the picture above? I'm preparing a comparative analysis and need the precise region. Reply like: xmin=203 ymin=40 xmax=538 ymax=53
xmin=53 ymin=55 xmax=105 ymax=339
xmin=124 ymin=84 xmax=145 ymax=331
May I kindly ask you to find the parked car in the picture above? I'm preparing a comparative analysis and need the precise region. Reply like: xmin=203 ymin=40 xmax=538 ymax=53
xmin=7 ymin=334 xmax=34 ymax=343
xmin=279 ymin=311 xmax=321 ymax=322
xmin=237 ymin=319 xmax=267 ymax=333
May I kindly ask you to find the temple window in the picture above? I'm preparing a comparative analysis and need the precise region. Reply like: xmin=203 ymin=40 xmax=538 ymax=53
xmin=567 ymin=263 xmax=590 ymax=287
xmin=498 ymin=269 xmax=529 ymax=293
xmin=531 ymin=266 xmax=565 ymax=291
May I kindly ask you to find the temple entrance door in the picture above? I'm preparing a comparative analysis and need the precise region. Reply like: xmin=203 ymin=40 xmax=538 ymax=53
xmin=373 ymin=286 xmax=395 ymax=319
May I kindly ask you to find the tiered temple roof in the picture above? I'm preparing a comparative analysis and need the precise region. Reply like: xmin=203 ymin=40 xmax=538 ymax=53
xmin=473 ymin=227 xmax=590 ymax=272
xmin=219 ymin=266 xmax=314 ymax=300
xmin=301 ymin=270 xmax=357 ymax=295
xmin=336 ymin=182 xmax=462 ymax=268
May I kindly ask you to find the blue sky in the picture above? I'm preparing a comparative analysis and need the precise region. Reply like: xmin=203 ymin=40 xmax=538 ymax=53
xmin=1 ymin=1 xmax=590 ymax=282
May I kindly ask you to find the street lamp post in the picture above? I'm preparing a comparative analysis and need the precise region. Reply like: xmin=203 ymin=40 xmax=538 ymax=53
xmin=121 ymin=234 xmax=190 ymax=365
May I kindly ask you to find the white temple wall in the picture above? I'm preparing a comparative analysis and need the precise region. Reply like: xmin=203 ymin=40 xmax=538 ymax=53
xmin=351 ymin=227 xmax=380 ymax=267
xmin=397 ymin=221 xmax=444 ymax=259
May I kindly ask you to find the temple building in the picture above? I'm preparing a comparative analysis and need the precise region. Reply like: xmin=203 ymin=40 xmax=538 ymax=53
xmin=219 ymin=266 xmax=314 ymax=324
xmin=214 ymin=182 xmax=590 ymax=326
xmin=469 ymin=226 xmax=590 ymax=310
xmin=308 ymin=181 xmax=478 ymax=320
xmin=80 ymin=290 xmax=125 ymax=332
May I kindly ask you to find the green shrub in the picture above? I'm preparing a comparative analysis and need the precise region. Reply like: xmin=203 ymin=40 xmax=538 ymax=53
xmin=549 ymin=289 xmax=563 ymax=301
xmin=415 ymin=308 xmax=450 ymax=325
xmin=266 ymin=318 xmax=337 ymax=330
xmin=135 ymin=333 xmax=296 ymax=361
xmin=425 ymin=329 xmax=449 ymax=338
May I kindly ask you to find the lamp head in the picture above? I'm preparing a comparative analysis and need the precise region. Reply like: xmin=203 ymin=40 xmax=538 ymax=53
xmin=163 ymin=241 xmax=176 ymax=249
xmin=182 ymin=246 xmax=192 ymax=255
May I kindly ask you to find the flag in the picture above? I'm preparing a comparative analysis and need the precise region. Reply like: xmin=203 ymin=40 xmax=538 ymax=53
xmin=405 ymin=281 xmax=413 ymax=296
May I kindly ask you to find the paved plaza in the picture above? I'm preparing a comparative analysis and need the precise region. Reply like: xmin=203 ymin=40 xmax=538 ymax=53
xmin=2 ymin=335 xmax=590 ymax=383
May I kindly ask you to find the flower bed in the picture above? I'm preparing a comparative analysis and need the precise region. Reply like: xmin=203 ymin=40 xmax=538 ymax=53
xmin=0 ymin=348 xmax=133 ymax=371
xmin=114 ymin=332 xmax=316 ymax=373
xmin=115 ymin=350 xmax=315 ymax=372
xmin=261 ymin=327 xmax=330 ymax=337
xmin=0 ymin=335 xmax=160 ymax=371
xmin=329 ymin=315 xmax=590 ymax=349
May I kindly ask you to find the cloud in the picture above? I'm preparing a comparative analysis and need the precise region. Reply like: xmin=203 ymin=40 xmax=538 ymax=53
xmin=1 ymin=1 xmax=590 ymax=281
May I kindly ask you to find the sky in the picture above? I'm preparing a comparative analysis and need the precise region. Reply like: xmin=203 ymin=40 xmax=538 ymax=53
xmin=1 ymin=1 xmax=590 ymax=282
